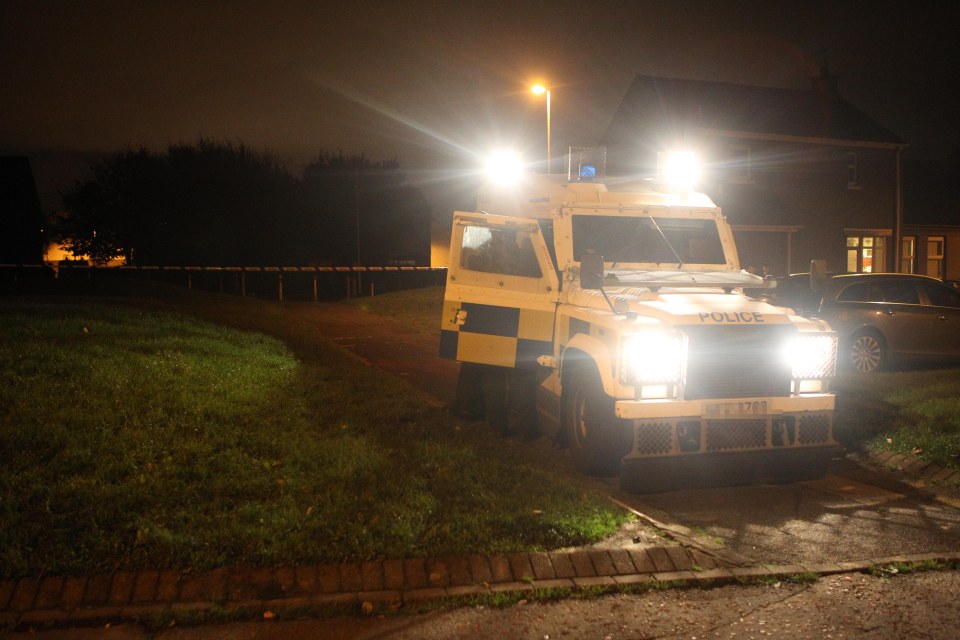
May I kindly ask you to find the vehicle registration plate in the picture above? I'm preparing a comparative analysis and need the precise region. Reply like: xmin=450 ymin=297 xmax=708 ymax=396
xmin=704 ymin=400 xmax=769 ymax=418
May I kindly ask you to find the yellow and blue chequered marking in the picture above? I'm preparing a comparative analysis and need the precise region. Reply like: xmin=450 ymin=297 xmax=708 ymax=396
xmin=440 ymin=301 xmax=554 ymax=369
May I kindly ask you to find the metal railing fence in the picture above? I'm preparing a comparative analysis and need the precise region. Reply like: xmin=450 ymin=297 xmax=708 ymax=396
xmin=0 ymin=263 xmax=447 ymax=301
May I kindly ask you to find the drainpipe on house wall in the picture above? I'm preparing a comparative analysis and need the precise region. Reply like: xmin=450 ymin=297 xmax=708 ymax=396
xmin=894 ymin=146 xmax=904 ymax=273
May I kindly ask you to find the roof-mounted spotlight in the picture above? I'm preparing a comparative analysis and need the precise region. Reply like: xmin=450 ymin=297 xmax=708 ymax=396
xmin=659 ymin=151 xmax=701 ymax=189
xmin=485 ymin=150 xmax=525 ymax=184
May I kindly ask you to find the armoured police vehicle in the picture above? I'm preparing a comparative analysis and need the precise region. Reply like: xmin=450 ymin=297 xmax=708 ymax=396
xmin=440 ymin=150 xmax=840 ymax=492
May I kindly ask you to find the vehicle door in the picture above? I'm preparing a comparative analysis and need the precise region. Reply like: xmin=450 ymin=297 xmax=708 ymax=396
xmin=917 ymin=281 xmax=960 ymax=358
xmin=439 ymin=212 xmax=560 ymax=369
xmin=874 ymin=279 xmax=937 ymax=359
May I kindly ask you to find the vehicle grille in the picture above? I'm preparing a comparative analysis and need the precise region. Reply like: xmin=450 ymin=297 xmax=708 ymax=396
xmin=634 ymin=422 xmax=673 ymax=455
xmin=705 ymin=419 xmax=766 ymax=451
xmin=683 ymin=325 xmax=793 ymax=399
xmin=628 ymin=413 xmax=836 ymax=458
xmin=798 ymin=415 xmax=832 ymax=444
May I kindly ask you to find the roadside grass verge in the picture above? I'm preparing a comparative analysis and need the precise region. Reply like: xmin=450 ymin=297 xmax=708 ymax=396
xmin=345 ymin=285 xmax=444 ymax=336
xmin=834 ymin=368 xmax=960 ymax=471
xmin=0 ymin=282 xmax=628 ymax=579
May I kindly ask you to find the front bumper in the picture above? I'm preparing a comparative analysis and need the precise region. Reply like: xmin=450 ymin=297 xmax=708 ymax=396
xmin=615 ymin=393 xmax=835 ymax=421
xmin=616 ymin=394 xmax=838 ymax=491
xmin=620 ymin=446 xmax=841 ymax=493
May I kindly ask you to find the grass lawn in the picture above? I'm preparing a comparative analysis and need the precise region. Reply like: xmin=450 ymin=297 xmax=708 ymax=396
xmin=834 ymin=368 xmax=960 ymax=469
xmin=0 ymin=281 xmax=628 ymax=580
xmin=345 ymin=285 xmax=443 ymax=337
xmin=5 ymin=277 xmax=958 ymax=580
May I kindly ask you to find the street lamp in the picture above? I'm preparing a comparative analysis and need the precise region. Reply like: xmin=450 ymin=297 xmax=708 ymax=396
xmin=531 ymin=84 xmax=551 ymax=174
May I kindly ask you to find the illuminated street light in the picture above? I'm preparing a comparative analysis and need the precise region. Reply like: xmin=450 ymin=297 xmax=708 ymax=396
xmin=531 ymin=84 xmax=551 ymax=174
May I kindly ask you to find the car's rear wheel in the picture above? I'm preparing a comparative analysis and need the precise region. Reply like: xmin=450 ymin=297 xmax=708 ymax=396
xmin=849 ymin=331 xmax=885 ymax=373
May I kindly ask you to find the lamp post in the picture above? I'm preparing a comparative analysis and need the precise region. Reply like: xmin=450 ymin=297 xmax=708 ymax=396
xmin=531 ymin=84 xmax=551 ymax=174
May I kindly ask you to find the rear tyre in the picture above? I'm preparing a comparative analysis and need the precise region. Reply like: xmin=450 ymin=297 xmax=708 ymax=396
xmin=453 ymin=363 xmax=508 ymax=433
xmin=849 ymin=331 xmax=885 ymax=373
xmin=563 ymin=365 xmax=631 ymax=476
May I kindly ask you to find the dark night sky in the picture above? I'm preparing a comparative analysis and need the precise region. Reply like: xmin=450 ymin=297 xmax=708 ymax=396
xmin=2 ymin=0 xmax=959 ymax=213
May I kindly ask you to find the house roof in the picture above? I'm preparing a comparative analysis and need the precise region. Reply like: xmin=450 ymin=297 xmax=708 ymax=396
xmin=0 ymin=156 xmax=45 ymax=263
xmin=600 ymin=73 xmax=904 ymax=150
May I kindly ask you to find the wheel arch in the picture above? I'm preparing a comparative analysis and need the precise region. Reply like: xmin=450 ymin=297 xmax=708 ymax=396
xmin=559 ymin=335 xmax=616 ymax=396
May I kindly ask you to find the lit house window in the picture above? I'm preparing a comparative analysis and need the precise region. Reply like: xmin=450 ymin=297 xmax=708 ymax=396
xmin=846 ymin=237 xmax=859 ymax=273
xmin=926 ymin=237 xmax=945 ymax=279
xmin=846 ymin=234 xmax=887 ymax=273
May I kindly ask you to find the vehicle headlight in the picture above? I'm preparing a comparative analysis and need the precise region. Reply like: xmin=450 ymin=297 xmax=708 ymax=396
xmin=621 ymin=331 xmax=685 ymax=386
xmin=784 ymin=333 xmax=838 ymax=379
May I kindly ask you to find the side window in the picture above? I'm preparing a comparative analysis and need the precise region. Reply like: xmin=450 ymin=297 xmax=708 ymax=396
xmin=836 ymin=282 xmax=871 ymax=302
xmin=460 ymin=225 xmax=542 ymax=278
xmin=922 ymin=282 xmax=960 ymax=309
xmin=879 ymin=280 xmax=920 ymax=304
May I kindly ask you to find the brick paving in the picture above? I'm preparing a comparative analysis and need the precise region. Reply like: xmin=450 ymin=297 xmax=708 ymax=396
xmin=4 ymin=543 xmax=959 ymax=628
xmin=0 ymin=545 xmax=714 ymax=626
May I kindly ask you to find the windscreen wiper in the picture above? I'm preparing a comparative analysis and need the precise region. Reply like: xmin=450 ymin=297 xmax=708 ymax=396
xmin=648 ymin=217 xmax=684 ymax=269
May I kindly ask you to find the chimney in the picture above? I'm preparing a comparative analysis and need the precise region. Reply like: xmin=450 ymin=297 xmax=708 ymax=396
xmin=812 ymin=65 xmax=840 ymax=97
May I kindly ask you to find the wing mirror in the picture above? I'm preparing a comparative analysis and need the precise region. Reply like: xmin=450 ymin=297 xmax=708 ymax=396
xmin=580 ymin=251 xmax=604 ymax=290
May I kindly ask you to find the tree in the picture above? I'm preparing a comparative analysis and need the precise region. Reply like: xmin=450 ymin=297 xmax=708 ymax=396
xmin=58 ymin=148 xmax=165 ymax=264
xmin=159 ymin=140 xmax=308 ymax=265
xmin=302 ymin=152 xmax=430 ymax=266
xmin=58 ymin=140 xmax=309 ymax=266
xmin=57 ymin=142 xmax=431 ymax=267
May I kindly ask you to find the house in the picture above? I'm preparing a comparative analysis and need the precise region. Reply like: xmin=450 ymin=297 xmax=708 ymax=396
xmin=0 ymin=156 xmax=45 ymax=265
xmin=902 ymin=151 xmax=960 ymax=280
xmin=599 ymin=70 xmax=906 ymax=277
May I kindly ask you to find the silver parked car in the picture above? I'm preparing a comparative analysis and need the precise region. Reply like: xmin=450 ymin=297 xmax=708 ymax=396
xmin=817 ymin=273 xmax=960 ymax=372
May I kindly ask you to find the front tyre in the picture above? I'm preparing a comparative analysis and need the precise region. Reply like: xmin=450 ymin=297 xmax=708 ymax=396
xmin=563 ymin=365 xmax=631 ymax=476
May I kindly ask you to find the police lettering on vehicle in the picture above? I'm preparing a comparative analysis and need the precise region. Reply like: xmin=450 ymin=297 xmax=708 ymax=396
xmin=697 ymin=311 xmax=765 ymax=323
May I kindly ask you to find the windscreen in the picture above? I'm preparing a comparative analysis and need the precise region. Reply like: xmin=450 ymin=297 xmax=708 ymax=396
xmin=572 ymin=215 xmax=726 ymax=265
